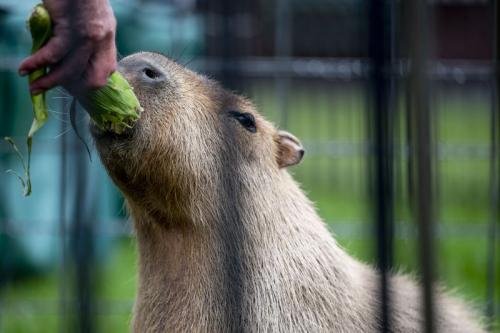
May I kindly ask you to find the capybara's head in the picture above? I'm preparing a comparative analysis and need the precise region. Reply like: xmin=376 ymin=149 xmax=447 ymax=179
xmin=91 ymin=52 xmax=304 ymax=221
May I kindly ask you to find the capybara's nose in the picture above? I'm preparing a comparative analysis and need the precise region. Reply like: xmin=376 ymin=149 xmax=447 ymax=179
xmin=118 ymin=57 xmax=167 ymax=85
xmin=116 ymin=59 xmax=137 ymax=82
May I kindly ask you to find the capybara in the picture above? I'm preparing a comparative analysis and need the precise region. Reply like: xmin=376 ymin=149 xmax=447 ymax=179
xmin=91 ymin=52 xmax=484 ymax=333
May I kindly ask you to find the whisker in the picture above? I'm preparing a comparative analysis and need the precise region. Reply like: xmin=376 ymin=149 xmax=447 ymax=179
xmin=53 ymin=87 xmax=71 ymax=96
xmin=53 ymin=128 xmax=72 ymax=139
xmin=182 ymin=56 xmax=196 ymax=68
xmin=47 ymin=109 xmax=68 ymax=115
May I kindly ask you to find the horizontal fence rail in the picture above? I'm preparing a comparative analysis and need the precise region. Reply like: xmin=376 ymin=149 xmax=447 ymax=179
xmin=1 ymin=219 xmax=498 ymax=239
xmin=0 ymin=56 xmax=495 ymax=82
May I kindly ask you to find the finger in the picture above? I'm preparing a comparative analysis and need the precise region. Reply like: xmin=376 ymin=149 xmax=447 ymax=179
xmin=18 ymin=36 xmax=69 ymax=76
xmin=29 ymin=46 xmax=92 ymax=95
xmin=82 ymin=39 xmax=118 ymax=90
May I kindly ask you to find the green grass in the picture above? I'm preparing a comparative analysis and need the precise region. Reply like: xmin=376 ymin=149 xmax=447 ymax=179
xmin=1 ymin=82 xmax=498 ymax=332
xmin=1 ymin=239 xmax=137 ymax=333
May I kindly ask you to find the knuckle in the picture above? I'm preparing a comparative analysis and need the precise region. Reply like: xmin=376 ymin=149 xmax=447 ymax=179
xmin=42 ymin=48 xmax=56 ymax=63
xmin=81 ymin=29 xmax=104 ymax=42
xmin=36 ymin=78 xmax=55 ymax=91
xmin=19 ymin=59 xmax=34 ymax=72
xmin=40 ymin=41 xmax=64 ymax=65
xmin=109 ymin=16 xmax=117 ymax=30
xmin=79 ymin=20 xmax=115 ymax=42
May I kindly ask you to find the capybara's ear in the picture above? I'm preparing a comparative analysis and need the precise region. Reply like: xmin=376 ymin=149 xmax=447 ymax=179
xmin=276 ymin=130 xmax=305 ymax=168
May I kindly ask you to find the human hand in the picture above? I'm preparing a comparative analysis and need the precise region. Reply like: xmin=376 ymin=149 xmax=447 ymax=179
xmin=18 ymin=0 xmax=117 ymax=95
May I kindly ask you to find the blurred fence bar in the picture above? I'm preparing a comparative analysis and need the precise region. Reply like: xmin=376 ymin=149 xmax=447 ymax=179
xmin=206 ymin=0 xmax=245 ymax=91
xmin=274 ymin=0 xmax=292 ymax=126
xmin=192 ymin=58 xmax=493 ymax=81
xmin=71 ymin=145 xmax=94 ymax=333
xmin=486 ymin=0 xmax=500 ymax=329
xmin=0 ymin=219 xmax=498 ymax=239
xmin=406 ymin=0 xmax=436 ymax=332
xmin=0 ymin=56 xmax=494 ymax=82
xmin=57 ymin=103 xmax=96 ymax=333
xmin=368 ymin=0 xmax=395 ymax=331
xmin=59 ymin=99 xmax=68 ymax=333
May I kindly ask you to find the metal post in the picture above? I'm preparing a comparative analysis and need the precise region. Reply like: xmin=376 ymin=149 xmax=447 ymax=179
xmin=486 ymin=0 xmax=499 ymax=329
xmin=59 ymin=99 xmax=68 ymax=333
xmin=69 ymin=104 xmax=95 ymax=333
xmin=210 ymin=1 xmax=247 ymax=331
xmin=0 ymin=9 xmax=16 ymax=330
xmin=274 ymin=0 xmax=292 ymax=127
xmin=407 ymin=0 xmax=435 ymax=332
xmin=368 ymin=0 xmax=394 ymax=331
xmin=0 ymin=9 xmax=8 ymax=291
xmin=219 ymin=0 xmax=240 ymax=91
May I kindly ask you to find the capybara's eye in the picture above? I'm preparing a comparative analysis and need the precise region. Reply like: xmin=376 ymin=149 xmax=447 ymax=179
xmin=143 ymin=67 xmax=161 ymax=80
xmin=228 ymin=111 xmax=257 ymax=133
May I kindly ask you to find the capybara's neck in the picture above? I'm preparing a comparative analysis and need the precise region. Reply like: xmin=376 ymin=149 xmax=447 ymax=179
xmin=128 ymin=172 xmax=370 ymax=332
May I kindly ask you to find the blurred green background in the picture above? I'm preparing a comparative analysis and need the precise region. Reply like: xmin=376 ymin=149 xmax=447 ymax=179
xmin=0 ymin=0 xmax=498 ymax=332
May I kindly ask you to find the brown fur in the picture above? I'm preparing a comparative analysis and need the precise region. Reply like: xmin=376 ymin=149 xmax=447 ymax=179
xmin=91 ymin=52 xmax=485 ymax=332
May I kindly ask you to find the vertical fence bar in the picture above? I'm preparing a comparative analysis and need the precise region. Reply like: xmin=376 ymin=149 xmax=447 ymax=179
xmin=0 ymin=8 xmax=7 ymax=331
xmin=72 ymin=151 xmax=92 ymax=333
xmin=70 ymin=107 xmax=95 ymax=333
xmin=407 ymin=0 xmax=435 ymax=332
xmin=486 ymin=0 xmax=499 ymax=329
xmin=217 ymin=1 xmax=247 ymax=331
xmin=219 ymin=0 xmax=241 ymax=91
xmin=274 ymin=0 xmax=291 ymax=127
xmin=59 ymin=99 xmax=68 ymax=333
xmin=368 ymin=0 xmax=394 ymax=331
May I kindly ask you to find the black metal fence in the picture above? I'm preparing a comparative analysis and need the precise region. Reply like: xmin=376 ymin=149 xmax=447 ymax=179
xmin=0 ymin=0 xmax=498 ymax=332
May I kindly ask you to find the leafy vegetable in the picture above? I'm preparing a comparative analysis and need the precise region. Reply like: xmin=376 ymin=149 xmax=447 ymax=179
xmin=4 ymin=3 xmax=52 ymax=196
xmin=79 ymin=72 xmax=142 ymax=134
xmin=27 ymin=3 xmax=51 ymax=138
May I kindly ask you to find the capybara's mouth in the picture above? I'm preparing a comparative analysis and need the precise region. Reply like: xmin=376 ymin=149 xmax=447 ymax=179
xmin=90 ymin=121 xmax=135 ymax=141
